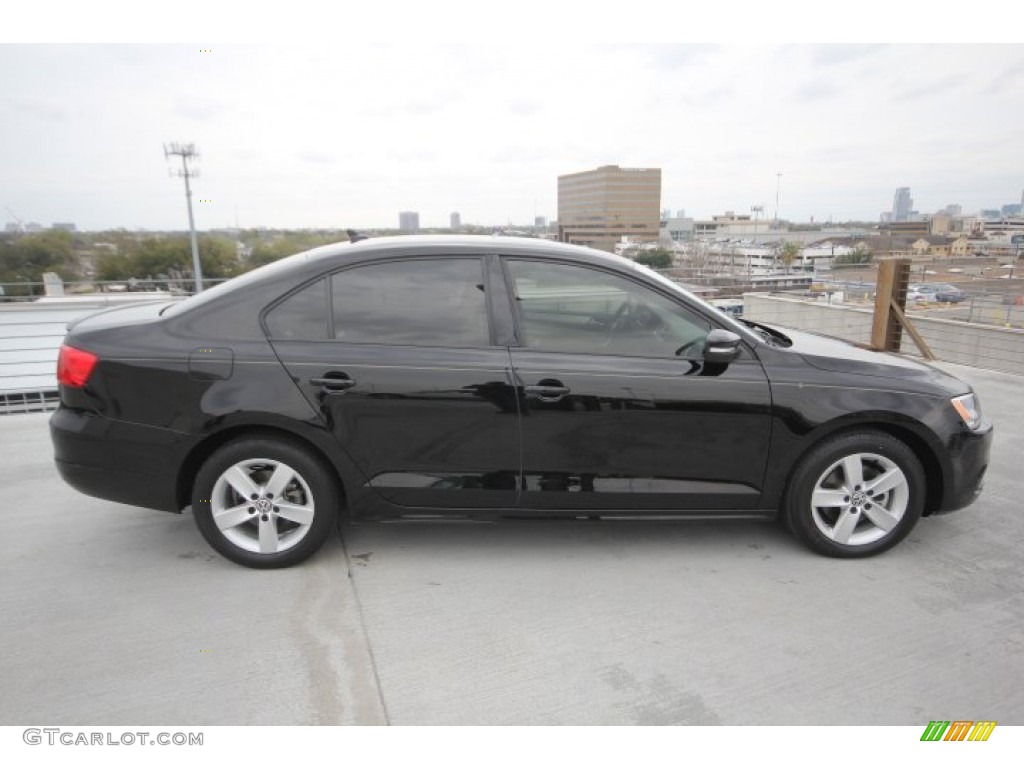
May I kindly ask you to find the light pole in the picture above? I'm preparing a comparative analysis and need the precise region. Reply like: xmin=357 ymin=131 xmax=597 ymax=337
xmin=164 ymin=143 xmax=203 ymax=293
xmin=774 ymin=173 xmax=782 ymax=228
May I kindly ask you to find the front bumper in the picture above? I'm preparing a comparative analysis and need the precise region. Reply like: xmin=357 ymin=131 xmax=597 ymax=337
xmin=935 ymin=421 xmax=993 ymax=514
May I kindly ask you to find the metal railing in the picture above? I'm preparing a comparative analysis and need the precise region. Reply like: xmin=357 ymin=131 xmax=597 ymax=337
xmin=0 ymin=277 xmax=229 ymax=302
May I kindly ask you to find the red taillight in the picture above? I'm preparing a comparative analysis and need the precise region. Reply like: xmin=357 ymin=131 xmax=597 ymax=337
xmin=57 ymin=345 xmax=98 ymax=388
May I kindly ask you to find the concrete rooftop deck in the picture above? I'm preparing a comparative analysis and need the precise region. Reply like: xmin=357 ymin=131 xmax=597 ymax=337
xmin=1 ymin=361 xmax=1021 ymax=725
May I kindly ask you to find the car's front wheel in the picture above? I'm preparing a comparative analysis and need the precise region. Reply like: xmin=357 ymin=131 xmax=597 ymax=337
xmin=192 ymin=436 xmax=338 ymax=568
xmin=784 ymin=431 xmax=925 ymax=557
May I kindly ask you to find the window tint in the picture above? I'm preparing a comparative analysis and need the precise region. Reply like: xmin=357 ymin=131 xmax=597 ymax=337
xmin=507 ymin=260 xmax=711 ymax=358
xmin=332 ymin=259 xmax=489 ymax=347
xmin=265 ymin=278 xmax=328 ymax=340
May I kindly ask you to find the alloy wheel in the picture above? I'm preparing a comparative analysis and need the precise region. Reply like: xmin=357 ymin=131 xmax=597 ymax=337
xmin=809 ymin=452 xmax=909 ymax=547
xmin=209 ymin=458 xmax=316 ymax=554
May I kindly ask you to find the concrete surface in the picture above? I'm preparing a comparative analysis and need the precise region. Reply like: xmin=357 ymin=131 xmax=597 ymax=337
xmin=1 ymin=361 xmax=1021 ymax=725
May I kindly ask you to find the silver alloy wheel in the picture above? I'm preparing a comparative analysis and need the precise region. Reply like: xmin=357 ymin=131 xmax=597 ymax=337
xmin=809 ymin=452 xmax=909 ymax=547
xmin=209 ymin=458 xmax=316 ymax=555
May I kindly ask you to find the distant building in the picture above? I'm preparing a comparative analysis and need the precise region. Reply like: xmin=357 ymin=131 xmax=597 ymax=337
xmin=660 ymin=216 xmax=694 ymax=245
xmin=450 ymin=212 xmax=461 ymax=229
xmin=1002 ymin=203 xmax=1022 ymax=216
xmin=880 ymin=220 xmax=930 ymax=238
xmin=534 ymin=216 xmax=547 ymax=228
xmin=930 ymin=212 xmax=953 ymax=236
xmin=557 ymin=165 xmax=661 ymax=253
xmin=51 ymin=222 xmax=76 ymax=232
xmin=892 ymin=187 xmax=913 ymax=222
xmin=693 ymin=211 xmax=766 ymax=238
xmin=399 ymin=211 xmax=420 ymax=233
xmin=944 ymin=204 xmax=962 ymax=217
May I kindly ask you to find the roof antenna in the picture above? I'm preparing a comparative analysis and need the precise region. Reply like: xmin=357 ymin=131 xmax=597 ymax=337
xmin=347 ymin=229 xmax=368 ymax=243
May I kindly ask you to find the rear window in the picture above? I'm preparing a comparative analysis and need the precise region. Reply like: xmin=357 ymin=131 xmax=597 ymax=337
xmin=162 ymin=251 xmax=316 ymax=318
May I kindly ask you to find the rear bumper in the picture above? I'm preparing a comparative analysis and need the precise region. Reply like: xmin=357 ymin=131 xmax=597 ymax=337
xmin=50 ymin=406 xmax=183 ymax=513
xmin=935 ymin=422 xmax=993 ymax=514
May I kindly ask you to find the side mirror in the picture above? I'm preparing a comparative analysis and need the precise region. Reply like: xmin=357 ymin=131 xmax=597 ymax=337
xmin=704 ymin=329 xmax=742 ymax=364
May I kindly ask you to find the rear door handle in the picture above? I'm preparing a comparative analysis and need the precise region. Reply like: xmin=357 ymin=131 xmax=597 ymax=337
xmin=309 ymin=375 xmax=356 ymax=392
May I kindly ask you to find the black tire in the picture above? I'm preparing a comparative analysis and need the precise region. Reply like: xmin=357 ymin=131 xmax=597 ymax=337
xmin=783 ymin=431 xmax=925 ymax=558
xmin=192 ymin=436 xmax=339 ymax=568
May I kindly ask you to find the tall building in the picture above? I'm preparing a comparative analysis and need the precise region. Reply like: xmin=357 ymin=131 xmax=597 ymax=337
xmin=892 ymin=187 xmax=913 ymax=222
xmin=450 ymin=212 xmax=461 ymax=229
xmin=399 ymin=211 xmax=420 ymax=233
xmin=557 ymin=165 xmax=662 ymax=253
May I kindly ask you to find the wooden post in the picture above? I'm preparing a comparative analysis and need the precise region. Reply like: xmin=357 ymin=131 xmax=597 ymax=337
xmin=871 ymin=259 xmax=909 ymax=352
xmin=870 ymin=257 xmax=935 ymax=359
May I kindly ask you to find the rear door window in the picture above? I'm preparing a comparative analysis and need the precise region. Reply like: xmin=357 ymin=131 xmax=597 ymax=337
xmin=331 ymin=258 xmax=490 ymax=347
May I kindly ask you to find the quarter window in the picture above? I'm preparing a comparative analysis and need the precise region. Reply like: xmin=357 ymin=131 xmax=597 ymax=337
xmin=331 ymin=259 xmax=490 ymax=347
xmin=265 ymin=278 xmax=329 ymax=340
xmin=507 ymin=260 xmax=711 ymax=358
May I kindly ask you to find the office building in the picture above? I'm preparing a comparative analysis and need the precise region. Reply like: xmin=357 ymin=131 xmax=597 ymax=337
xmin=450 ymin=212 xmax=461 ymax=229
xmin=399 ymin=211 xmax=420 ymax=233
xmin=557 ymin=165 xmax=661 ymax=253
xmin=892 ymin=188 xmax=913 ymax=222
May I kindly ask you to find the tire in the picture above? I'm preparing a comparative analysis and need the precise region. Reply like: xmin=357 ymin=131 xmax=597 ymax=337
xmin=192 ymin=436 xmax=339 ymax=568
xmin=783 ymin=431 xmax=925 ymax=558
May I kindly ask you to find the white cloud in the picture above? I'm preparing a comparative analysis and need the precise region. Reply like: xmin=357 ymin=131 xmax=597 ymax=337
xmin=0 ymin=43 xmax=1022 ymax=230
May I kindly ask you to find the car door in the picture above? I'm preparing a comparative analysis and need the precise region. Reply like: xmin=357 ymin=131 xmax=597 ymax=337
xmin=502 ymin=257 xmax=772 ymax=513
xmin=265 ymin=255 xmax=521 ymax=510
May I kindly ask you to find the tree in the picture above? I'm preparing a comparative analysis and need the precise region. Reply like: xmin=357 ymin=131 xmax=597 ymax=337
xmin=635 ymin=248 xmax=673 ymax=270
xmin=778 ymin=241 xmax=802 ymax=273
xmin=246 ymin=231 xmax=343 ymax=268
xmin=96 ymin=235 xmax=241 ymax=282
xmin=833 ymin=245 xmax=873 ymax=266
xmin=0 ymin=229 xmax=80 ymax=291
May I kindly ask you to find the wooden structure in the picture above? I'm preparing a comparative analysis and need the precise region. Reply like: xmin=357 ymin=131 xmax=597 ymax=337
xmin=870 ymin=258 xmax=935 ymax=360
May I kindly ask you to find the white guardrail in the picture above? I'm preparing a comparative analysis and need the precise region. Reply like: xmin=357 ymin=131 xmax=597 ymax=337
xmin=0 ymin=294 xmax=174 ymax=414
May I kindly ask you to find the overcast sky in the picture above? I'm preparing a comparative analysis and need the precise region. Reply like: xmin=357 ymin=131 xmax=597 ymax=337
xmin=2 ymin=43 xmax=1023 ymax=231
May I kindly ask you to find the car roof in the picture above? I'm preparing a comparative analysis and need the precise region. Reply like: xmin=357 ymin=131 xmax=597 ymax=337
xmin=301 ymin=234 xmax=636 ymax=270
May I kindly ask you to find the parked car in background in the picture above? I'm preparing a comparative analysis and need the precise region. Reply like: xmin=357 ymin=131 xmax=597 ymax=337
xmin=911 ymin=283 xmax=968 ymax=303
xmin=50 ymin=236 xmax=992 ymax=568
xmin=905 ymin=285 xmax=927 ymax=303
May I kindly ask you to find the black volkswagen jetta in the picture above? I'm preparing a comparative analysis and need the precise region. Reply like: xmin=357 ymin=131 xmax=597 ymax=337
xmin=50 ymin=236 xmax=992 ymax=568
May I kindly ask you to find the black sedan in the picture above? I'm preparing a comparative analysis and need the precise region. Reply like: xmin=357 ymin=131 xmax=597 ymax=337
xmin=50 ymin=236 xmax=992 ymax=567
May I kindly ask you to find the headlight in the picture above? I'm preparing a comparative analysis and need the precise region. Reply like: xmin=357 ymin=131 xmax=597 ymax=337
xmin=951 ymin=393 xmax=983 ymax=430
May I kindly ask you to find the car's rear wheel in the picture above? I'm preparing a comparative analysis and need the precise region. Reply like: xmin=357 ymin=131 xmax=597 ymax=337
xmin=784 ymin=431 xmax=925 ymax=557
xmin=192 ymin=437 xmax=338 ymax=568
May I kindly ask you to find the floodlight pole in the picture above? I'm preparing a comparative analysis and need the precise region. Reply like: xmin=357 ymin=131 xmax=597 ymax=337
xmin=774 ymin=173 xmax=782 ymax=228
xmin=164 ymin=143 xmax=204 ymax=293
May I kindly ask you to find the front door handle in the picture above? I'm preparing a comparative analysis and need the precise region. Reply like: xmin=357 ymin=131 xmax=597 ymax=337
xmin=309 ymin=375 xmax=356 ymax=392
xmin=525 ymin=380 xmax=571 ymax=400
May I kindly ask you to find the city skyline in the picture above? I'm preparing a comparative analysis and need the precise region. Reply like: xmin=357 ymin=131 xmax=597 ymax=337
xmin=2 ymin=44 xmax=1023 ymax=231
